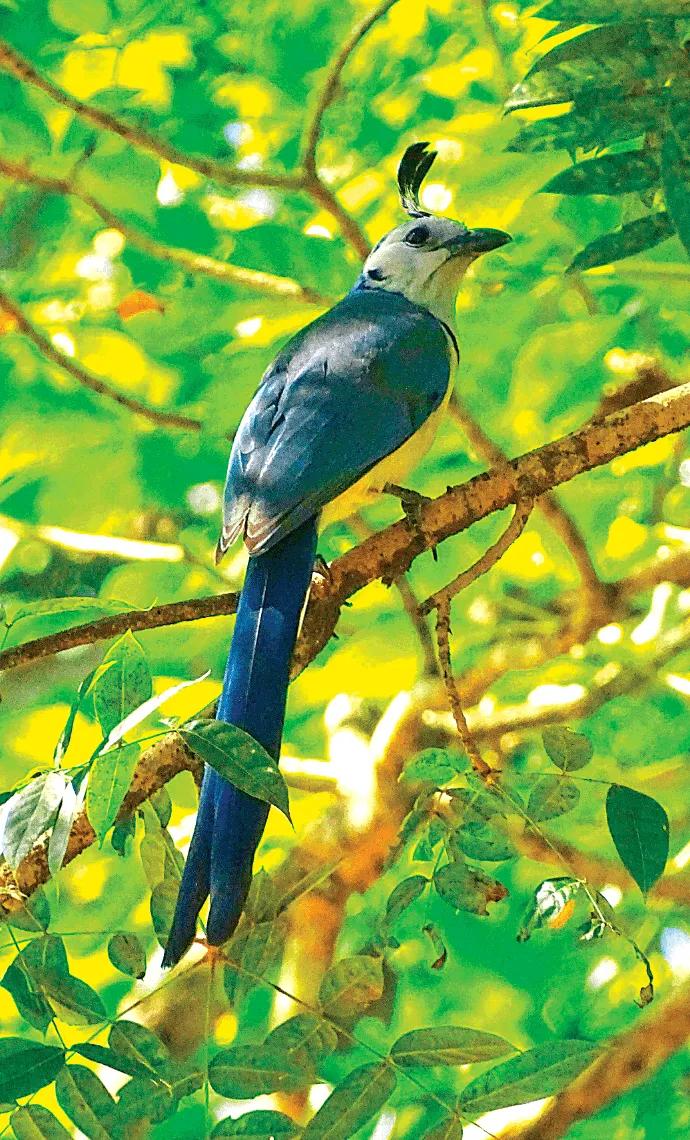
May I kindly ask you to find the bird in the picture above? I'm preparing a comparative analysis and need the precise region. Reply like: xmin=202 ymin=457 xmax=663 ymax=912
xmin=162 ymin=142 xmax=511 ymax=967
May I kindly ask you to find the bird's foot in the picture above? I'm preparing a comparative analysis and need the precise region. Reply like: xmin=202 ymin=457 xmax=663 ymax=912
xmin=382 ymin=483 xmax=437 ymax=561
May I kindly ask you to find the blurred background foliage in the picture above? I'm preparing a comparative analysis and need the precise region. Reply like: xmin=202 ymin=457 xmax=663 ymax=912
xmin=0 ymin=0 xmax=690 ymax=1136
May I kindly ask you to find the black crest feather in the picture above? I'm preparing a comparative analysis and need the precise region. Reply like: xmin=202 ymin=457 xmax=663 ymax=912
xmin=397 ymin=141 xmax=437 ymax=217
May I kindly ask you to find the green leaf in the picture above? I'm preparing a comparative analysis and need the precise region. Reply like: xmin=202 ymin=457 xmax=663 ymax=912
xmin=0 ymin=1039 xmax=65 ymax=1103
xmin=390 ymin=1026 xmax=515 ymax=1067
xmin=423 ymin=923 xmax=448 ymax=970
xmin=115 ymin=1078 xmax=174 ymax=1128
xmin=301 ymin=1064 xmax=396 ymax=1140
xmin=6 ymin=890 xmax=50 ymax=932
xmin=542 ymin=727 xmax=593 ymax=772
xmin=102 ymin=671 xmax=210 ymax=751
xmin=107 ymin=932 xmax=147 ymax=979
xmin=150 ymin=878 xmax=180 ymax=947
xmin=434 ymin=861 xmax=508 ymax=915
xmin=11 ymin=1105 xmax=71 ymax=1140
xmin=661 ymin=127 xmax=690 ymax=258
xmin=72 ymin=1042 xmax=158 ymax=1083
xmin=223 ymin=916 xmax=287 ymax=1006
xmin=265 ymin=1014 xmax=338 ymax=1071
xmin=49 ymin=0 xmax=111 ymax=34
xmin=450 ymin=821 xmax=516 ymax=862
xmin=567 ymin=212 xmax=675 ymax=272
xmin=45 ymin=973 xmax=107 ymax=1027
xmin=140 ymin=827 xmax=184 ymax=888
xmin=109 ymin=1020 xmax=171 ymax=1080
xmin=2 ymin=954 xmax=54 ymax=1033
xmin=400 ymin=749 xmax=463 ymax=783
xmin=527 ymin=775 xmax=580 ymax=822
xmin=53 ymin=663 xmax=115 ymax=765
xmin=86 ymin=741 xmax=140 ymax=841
xmin=541 ymin=151 xmax=660 ymax=197
xmin=209 ymin=1045 xmax=308 ymax=1098
xmin=606 ymin=783 xmax=669 ymax=894
xmin=55 ymin=1066 xmax=116 ymax=1140
xmin=318 ymin=955 xmax=384 ymax=1021
xmin=460 ymin=1041 xmax=600 ymax=1116
xmin=48 ymin=775 xmax=87 ymax=876
xmin=92 ymin=631 xmax=152 ymax=738
xmin=0 ymin=772 xmax=68 ymax=869
xmin=384 ymin=875 xmax=428 ymax=929
xmin=212 ymin=1111 xmax=301 ymax=1138
xmin=181 ymin=720 xmax=291 ymax=822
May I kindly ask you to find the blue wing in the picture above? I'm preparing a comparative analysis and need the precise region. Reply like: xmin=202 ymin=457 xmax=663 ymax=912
xmin=219 ymin=288 xmax=452 ymax=555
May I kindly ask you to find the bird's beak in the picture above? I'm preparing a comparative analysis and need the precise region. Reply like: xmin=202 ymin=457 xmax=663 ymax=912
xmin=445 ymin=227 xmax=512 ymax=257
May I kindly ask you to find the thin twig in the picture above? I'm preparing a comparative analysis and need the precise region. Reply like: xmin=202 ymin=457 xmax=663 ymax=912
xmin=420 ymin=497 xmax=534 ymax=614
xmin=0 ymin=157 xmax=330 ymax=307
xmin=0 ymin=287 xmax=203 ymax=431
xmin=436 ymin=600 xmax=493 ymax=779
xmin=302 ymin=0 xmax=400 ymax=174
xmin=0 ymin=593 xmax=239 ymax=672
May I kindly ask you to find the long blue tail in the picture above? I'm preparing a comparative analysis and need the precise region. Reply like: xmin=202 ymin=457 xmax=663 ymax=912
xmin=162 ymin=519 xmax=318 ymax=967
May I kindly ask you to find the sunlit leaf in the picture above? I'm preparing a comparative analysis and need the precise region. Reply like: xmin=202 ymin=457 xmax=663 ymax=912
xmin=48 ymin=775 xmax=87 ymax=876
xmin=181 ymin=720 xmax=291 ymax=821
xmin=150 ymin=878 xmax=180 ymax=947
xmin=6 ymin=889 xmax=50 ymax=933
xmin=606 ymin=783 xmax=669 ymax=894
xmin=0 ymin=772 xmax=69 ymax=869
xmin=92 ymin=631 xmax=152 ymax=738
xmin=517 ymin=878 xmax=583 ymax=942
xmin=72 ymin=1042 xmax=158 ymax=1083
xmin=459 ymin=1041 xmax=600 ymax=1115
xmin=102 ymin=671 xmax=210 ymax=751
xmin=400 ymin=749 xmax=463 ymax=783
xmin=390 ymin=1026 xmax=515 ymax=1067
xmin=301 ymin=1064 xmax=396 ymax=1140
xmin=86 ymin=742 xmax=140 ymax=841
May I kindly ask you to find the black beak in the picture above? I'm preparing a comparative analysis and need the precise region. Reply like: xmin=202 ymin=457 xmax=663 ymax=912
xmin=446 ymin=227 xmax=512 ymax=256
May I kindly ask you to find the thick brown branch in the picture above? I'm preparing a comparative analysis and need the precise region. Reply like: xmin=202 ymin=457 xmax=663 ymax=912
xmin=0 ymin=157 xmax=330 ymax=307
xmin=509 ymin=975 xmax=690 ymax=1139
xmin=3 ymin=385 xmax=689 ymax=680
xmin=0 ymin=593 xmax=239 ymax=673
xmin=0 ymin=287 xmax=202 ymax=430
xmin=0 ymin=39 xmax=303 ymax=194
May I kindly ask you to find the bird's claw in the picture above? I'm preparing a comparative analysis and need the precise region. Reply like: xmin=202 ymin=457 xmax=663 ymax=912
xmin=382 ymin=483 xmax=437 ymax=560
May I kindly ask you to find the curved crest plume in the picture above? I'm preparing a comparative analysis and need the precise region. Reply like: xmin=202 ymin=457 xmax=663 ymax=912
xmin=397 ymin=141 xmax=438 ymax=217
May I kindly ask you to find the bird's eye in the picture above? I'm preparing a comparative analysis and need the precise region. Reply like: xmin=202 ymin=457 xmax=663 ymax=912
xmin=405 ymin=224 xmax=429 ymax=247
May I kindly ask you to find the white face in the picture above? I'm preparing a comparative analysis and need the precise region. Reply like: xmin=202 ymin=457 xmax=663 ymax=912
xmin=361 ymin=215 xmax=510 ymax=325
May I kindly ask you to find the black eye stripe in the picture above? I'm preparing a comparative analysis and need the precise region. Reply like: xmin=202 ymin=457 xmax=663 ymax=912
xmin=405 ymin=224 xmax=429 ymax=247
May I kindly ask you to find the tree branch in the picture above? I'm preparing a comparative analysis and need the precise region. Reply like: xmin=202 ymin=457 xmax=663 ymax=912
xmin=508 ymin=975 xmax=690 ymax=1139
xmin=302 ymin=0 xmax=400 ymax=175
xmin=2 ymin=384 xmax=689 ymax=916
xmin=0 ymin=593 xmax=239 ymax=673
xmin=0 ymin=39 xmax=303 ymax=194
xmin=0 ymin=157 xmax=330 ymax=307
xmin=0 ymin=287 xmax=203 ymax=430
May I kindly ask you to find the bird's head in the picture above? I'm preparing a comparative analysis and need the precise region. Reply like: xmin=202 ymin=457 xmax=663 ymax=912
xmin=360 ymin=142 xmax=511 ymax=325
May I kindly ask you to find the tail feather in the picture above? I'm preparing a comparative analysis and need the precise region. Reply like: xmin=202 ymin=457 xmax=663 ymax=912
xmin=163 ymin=519 xmax=317 ymax=967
